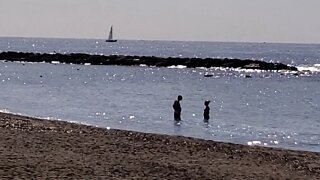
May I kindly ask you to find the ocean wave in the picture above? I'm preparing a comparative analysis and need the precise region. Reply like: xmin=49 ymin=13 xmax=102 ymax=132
xmin=297 ymin=64 xmax=320 ymax=73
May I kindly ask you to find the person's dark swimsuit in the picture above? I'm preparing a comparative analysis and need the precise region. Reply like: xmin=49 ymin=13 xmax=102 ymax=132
xmin=204 ymin=106 xmax=210 ymax=120
xmin=173 ymin=100 xmax=181 ymax=120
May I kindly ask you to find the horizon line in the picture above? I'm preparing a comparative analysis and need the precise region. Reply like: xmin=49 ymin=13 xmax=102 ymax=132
xmin=0 ymin=35 xmax=319 ymax=45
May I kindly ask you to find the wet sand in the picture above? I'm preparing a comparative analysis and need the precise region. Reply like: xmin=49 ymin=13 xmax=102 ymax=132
xmin=0 ymin=112 xmax=319 ymax=179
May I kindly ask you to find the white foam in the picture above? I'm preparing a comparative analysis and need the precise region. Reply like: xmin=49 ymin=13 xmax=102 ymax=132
xmin=0 ymin=109 xmax=12 ymax=113
xmin=297 ymin=64 xmax=320 ymax=73
xmin=167 ymin=65 xmax=187 ymax=69
xmin=51 ymin=61 xmax=60 ymax=64
xmin=196 ymin=67 xmax=208 ymax=70
xmin=68 ymin=120 xmax=92 ymax=126
xmin=247 ymin=140 xmax=262 ymax=146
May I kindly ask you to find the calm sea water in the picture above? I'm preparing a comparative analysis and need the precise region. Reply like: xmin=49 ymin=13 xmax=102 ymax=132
xmin=0 ymin=37 xmax=320 ymax=152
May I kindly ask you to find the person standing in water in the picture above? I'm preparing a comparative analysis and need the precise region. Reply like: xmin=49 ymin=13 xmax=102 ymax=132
xmin=173 ymin=95 xmax=183 ymax=121
xmin=203 ymin=100 xmax=211 ymax=122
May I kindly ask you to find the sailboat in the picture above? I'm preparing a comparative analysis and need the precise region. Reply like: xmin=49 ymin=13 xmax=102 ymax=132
xmin=105 ymin=26 xmax=117 ymax=42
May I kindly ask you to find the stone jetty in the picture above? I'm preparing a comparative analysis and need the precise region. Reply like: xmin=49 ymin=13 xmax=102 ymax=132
xmin=0 ymin=51 xmax=297 ymax=71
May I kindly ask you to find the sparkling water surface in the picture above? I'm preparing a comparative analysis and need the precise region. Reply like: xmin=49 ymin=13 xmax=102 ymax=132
xmin=0 ymin=37 xmax=320 ymax=152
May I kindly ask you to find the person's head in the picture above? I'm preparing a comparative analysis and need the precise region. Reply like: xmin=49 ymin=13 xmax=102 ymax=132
xmin=204 ymin=100 xmax=210 ymax=106
xmin=177 ymin=95 xmax=183 ymax=101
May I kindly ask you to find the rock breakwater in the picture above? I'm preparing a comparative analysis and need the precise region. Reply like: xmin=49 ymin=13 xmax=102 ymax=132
xmin=0 ymin=51 xmax=297 ymax=71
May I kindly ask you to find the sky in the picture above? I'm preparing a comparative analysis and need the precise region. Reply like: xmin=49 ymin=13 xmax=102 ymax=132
xmin=0 ymin=0 xmax=320 ymax=43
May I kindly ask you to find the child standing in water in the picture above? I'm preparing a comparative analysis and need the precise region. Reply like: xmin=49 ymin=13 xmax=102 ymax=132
xmin=203 ymin=100 xmax=211 ymax=122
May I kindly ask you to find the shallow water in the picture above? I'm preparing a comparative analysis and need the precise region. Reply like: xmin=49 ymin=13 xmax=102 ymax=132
xmin=0 ymin=60 xmax=319 ymax=152
xmin=0 ymin=37 xmax=320 ymax=152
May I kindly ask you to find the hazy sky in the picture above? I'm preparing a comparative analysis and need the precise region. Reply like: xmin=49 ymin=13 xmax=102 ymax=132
xmin=1 ymin=0 xmax=320 ymax=43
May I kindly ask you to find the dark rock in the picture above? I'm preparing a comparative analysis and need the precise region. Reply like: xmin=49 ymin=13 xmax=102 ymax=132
xmin=0 ymin=51 xmax=298 ymax=71
xmin=204 ymin=74 xmax=213 ymax=77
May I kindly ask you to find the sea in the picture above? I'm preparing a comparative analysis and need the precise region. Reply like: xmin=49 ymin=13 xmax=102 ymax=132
xmin=0 ymin=37 xmax=320 ymax=152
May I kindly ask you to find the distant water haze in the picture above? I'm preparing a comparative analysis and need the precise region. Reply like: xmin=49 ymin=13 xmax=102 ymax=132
xmin=0 ymin=0 xmax=320 ymax=43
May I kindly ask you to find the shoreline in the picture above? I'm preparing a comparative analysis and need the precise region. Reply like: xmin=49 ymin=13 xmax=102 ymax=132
xmin=0 ymin=112 xmax=319 ymax=179
xmin=0 ymin=51 xmax=297 ymax=71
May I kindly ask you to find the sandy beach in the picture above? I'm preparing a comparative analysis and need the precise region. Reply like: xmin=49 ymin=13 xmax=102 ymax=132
xmin=0 ymin=112 xmax=319 ymax=179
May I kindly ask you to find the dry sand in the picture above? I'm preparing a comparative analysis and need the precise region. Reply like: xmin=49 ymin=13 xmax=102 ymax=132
xmin=0 ymin=112 xmax=319 ymax=179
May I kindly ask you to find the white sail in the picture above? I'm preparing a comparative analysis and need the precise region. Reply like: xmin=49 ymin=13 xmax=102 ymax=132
xmin=108 ymin=26 xmax=113 ymax=40
xmin=106 ymin=26 xmax=117 ymax=42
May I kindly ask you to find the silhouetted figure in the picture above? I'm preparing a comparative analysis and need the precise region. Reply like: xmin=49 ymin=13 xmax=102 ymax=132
xmin=203 ymin=100 xmax=211 ymax=122
xmin=173 ymin=95 xmax=183 ymax=121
